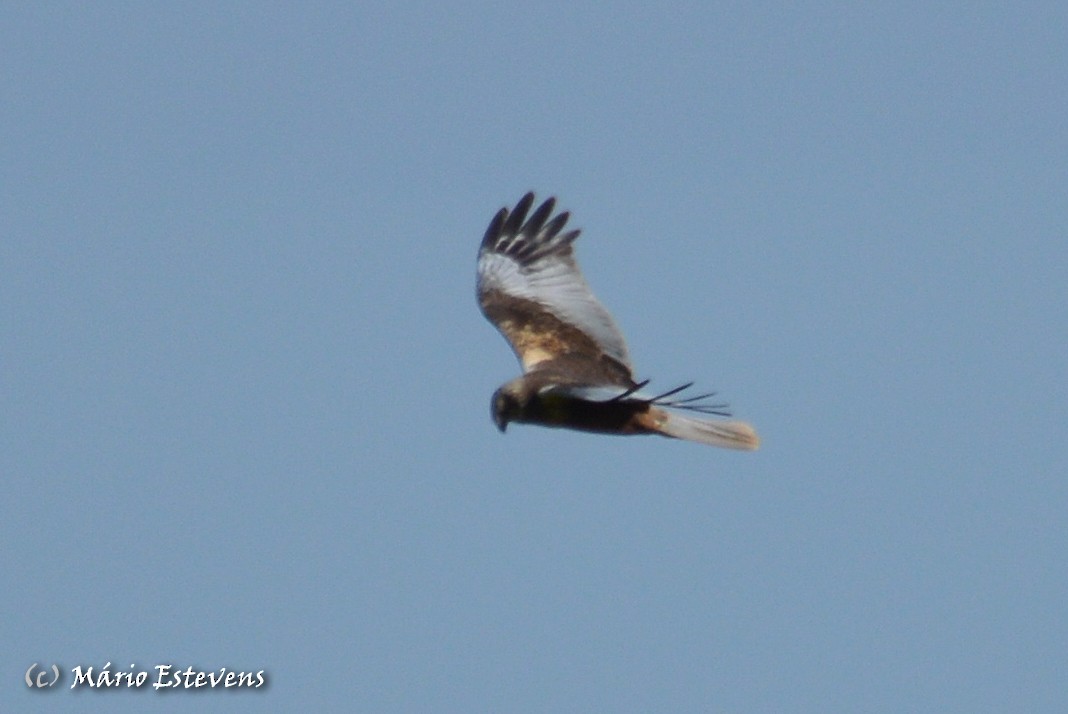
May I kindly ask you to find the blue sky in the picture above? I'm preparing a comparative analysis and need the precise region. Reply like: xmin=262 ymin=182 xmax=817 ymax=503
xmin=3 ymin=2 xmax=1066 ymax=711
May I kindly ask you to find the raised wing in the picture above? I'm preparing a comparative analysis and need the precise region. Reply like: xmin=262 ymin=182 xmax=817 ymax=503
xmin=477 ymin=192 xmax=632 ymax=375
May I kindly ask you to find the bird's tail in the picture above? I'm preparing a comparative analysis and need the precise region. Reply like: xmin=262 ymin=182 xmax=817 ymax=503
xmin=642 ymin=408 xmax=760 ymax=450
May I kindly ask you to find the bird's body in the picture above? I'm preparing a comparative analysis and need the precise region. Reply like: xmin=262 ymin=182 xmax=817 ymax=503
xmin=477 ymin=192 xmax=759 ymax=450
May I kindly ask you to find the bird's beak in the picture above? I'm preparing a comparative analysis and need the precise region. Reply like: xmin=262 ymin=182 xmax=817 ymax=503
xmin=494 ymin=413 xmax=508 ymax=433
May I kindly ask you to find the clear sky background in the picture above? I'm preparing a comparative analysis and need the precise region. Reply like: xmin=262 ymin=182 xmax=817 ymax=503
xmin=3 ymin=2 xmax=1066 ymax=712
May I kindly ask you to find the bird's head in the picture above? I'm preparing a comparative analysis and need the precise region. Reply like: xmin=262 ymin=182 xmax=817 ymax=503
xmin=491 ymin=384 xmax=523 ymax=433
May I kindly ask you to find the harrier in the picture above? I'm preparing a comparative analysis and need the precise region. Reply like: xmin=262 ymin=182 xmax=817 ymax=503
xmin=477 ymin=192 xmax=759 ymax=450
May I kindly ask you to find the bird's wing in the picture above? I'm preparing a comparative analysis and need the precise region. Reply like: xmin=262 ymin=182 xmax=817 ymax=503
xmin=477 ymin=192 xmax=632 ymax=375
xmin=540 ymin=382 xmax=760 ymax=451
xmin=539 ymin=381 xmax=732 ymax=417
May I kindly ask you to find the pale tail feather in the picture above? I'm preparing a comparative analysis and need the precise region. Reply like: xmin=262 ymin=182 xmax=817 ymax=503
xmin=650 ymin=410 xmax=760 ymax=450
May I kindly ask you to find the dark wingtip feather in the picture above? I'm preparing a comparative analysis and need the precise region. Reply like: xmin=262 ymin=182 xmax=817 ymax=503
xmin=481 ymin=208 xmax=508 ymax=249
xmin=541 ymin=212 xmax=569 ymax=242
xmin=524 ymin=196 xmax=556 ymax=237
xmin=501 ymin=192 xmax=535 ymax=237
xmin=608 ymin=380 xmax=651 ymax=402
xmin=651 ymin=382 xmax=694 ymax=401
xmin=639 ymin=381 xmax=734 ymax=417
xmin=560 ymin=228 xmax=581 ymax=246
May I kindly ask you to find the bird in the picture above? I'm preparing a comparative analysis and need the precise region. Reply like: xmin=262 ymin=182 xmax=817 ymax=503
xmin=476 ymin=192 xmax=759 ymax=450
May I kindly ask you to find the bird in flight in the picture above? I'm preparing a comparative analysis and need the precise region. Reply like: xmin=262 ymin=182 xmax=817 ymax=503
xmin=477 ymin=192 xmax=759 ymax=450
